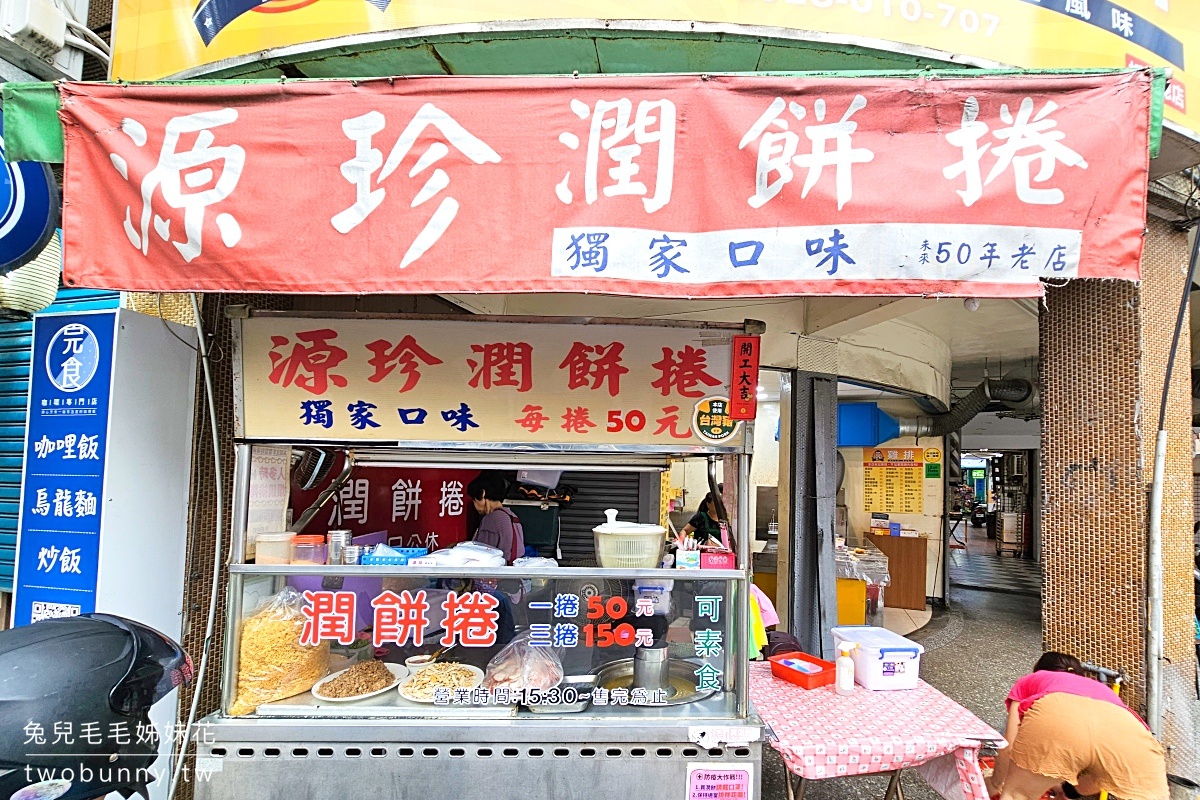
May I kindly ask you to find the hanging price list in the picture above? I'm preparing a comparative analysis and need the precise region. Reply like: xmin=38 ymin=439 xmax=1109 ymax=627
xmin=862 ymin=447 xmax=925 ymax=514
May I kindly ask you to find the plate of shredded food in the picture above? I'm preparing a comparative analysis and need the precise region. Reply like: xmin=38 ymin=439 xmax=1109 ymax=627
xmin=311 ymin=661 xmax=408 ymax=703
xmin=398 ymin=662 xmax=484 ymax=703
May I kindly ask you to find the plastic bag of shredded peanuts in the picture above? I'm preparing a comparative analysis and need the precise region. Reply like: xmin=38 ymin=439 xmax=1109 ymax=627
xmin=228 ymin=587 xmax=329 ymax=716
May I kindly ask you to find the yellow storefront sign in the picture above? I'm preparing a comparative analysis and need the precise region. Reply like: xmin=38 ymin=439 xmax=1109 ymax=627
xmin=235 ymin=316 xmax=743 ymax=449
xmin=112 ymin=0 xmax=1198 ymax=131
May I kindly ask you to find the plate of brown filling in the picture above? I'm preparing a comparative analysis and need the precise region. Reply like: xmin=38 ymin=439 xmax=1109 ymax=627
xmin=311 ymin=660 xmax=409 ymax=702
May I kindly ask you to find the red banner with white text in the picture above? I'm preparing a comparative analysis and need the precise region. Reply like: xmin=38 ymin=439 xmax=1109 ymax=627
xmin=58 ymin=72 xmax=1151 ymax=298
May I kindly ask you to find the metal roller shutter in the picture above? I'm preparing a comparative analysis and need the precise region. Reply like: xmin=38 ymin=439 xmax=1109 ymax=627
xmin=0 ymin=289 xmax=120 ymax=592
xmin=557 ymin=471 xmax=642 ymax=566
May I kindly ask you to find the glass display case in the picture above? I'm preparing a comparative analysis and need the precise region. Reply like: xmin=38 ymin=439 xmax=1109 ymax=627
xmin=220 ymin=448 xmax=751 ymax=721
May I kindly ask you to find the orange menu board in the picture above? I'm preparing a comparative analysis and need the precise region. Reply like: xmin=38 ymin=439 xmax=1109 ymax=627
xmin=863 ymin=447 xmax=925 ymax=514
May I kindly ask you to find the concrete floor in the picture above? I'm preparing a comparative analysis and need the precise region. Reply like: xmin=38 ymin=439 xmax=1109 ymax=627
xmin=760 ymin=588 xmax=1043 ymax=800
xmin=883 ymin=605 xmax=934 ymax=636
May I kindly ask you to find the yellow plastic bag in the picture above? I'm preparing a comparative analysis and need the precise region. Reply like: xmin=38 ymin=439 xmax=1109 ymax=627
xmin=228 ymin=587 xmax=329 ymax=716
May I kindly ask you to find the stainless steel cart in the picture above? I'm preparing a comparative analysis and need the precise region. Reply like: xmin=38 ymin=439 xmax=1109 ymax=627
xmin=194 ymin=312 xmax=764 ymax=800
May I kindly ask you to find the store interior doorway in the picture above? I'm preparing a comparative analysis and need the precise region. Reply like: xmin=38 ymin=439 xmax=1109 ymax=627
xmin=949 ymin=451 xmax=1041 ymax=598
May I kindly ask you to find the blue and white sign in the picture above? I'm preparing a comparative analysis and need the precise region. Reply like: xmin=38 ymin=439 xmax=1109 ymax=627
xmin=45 ymin=322 xmax=101 ymax=392
xmin=0 ymin=112 xmax=59 ymax=274
xmin=12 ymin=311 xmax=116 ymax=626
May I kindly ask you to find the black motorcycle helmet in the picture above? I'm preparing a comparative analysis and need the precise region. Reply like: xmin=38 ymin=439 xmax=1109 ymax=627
xmin=0 ymin=614 xmax=192 ymax=799
xmin=96 ymin=615 xmax=194 ymax=716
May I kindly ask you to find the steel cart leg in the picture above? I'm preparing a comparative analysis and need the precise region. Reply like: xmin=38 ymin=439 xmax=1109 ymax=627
xmin=786 ymin=774 xmax=807 ymax=800
xmin=786 ymin=770 xmax=902 ymax=800
xmin=883 ymin=770 xmax=905 ymax=800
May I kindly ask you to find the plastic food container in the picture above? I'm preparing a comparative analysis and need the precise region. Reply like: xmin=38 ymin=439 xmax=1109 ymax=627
xmin=592 ymin=509 xmax=667 ymax=569
xmin=768 ymin=651 xmax=836 ymax=689
xmin=633 ymin=580 xmax=674 ymax=615
xmin=255 ymin=532 xmax=293 ymax=565
xmin=517 ymin=469 xmax=563 ymax=489
xmin=290 ymin=535 xmax=328 ymax=565
xmin=831 ymin=625 xmax=925 ymax=691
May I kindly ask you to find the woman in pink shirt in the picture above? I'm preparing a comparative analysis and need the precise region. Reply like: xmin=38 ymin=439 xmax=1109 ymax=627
xmin=989 ymin=652 xmax=1167 ymax=800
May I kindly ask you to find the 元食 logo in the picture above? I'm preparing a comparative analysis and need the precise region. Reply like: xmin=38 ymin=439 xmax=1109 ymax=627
xmin=45 ymin=322 xmax=100 ymax=393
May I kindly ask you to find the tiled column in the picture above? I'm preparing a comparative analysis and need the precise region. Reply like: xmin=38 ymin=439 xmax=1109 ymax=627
xmin=1040 ymin=218 xmax=1197 ymax=776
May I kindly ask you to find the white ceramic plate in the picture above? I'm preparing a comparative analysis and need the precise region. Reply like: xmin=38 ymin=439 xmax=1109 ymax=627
xmin=311 ymin=662 xmax=408 ymax=703
xmin=398 ymin=663 xmax=485 ymax=704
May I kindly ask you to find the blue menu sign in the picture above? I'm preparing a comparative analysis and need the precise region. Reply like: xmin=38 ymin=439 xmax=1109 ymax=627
xmin=12 ymin=312 xmax=116 ymax=626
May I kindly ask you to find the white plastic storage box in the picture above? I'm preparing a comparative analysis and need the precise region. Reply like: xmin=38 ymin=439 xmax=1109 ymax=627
xmin=633 ymin=580 xmax=674 ymax=615
xmin=831 ymin=625 xmax=925 ymax=690
xmin=517 ymin=469 xmax=563 ymax=489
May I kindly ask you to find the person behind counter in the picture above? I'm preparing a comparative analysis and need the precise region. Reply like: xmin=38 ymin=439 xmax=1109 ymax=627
xmin=467 ymin=471 xmax=526 ymax=566
xmin=681 ymin=485 xmax=724 ymax=545
xmin=988 ymin=652 xmax=1168 ymax=800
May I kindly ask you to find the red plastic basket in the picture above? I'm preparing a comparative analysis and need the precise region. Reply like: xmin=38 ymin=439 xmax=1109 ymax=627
xmin=768 ymin=651 xmax=836 ymax=689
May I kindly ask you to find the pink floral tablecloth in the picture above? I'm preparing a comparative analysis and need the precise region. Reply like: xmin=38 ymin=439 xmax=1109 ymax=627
xmin=749 ymin=662 xmax=1004 ymax=800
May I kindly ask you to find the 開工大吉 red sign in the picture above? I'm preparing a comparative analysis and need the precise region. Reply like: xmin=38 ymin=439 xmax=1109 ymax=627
xmin=729 ymin=335 xmax=761 ymax=420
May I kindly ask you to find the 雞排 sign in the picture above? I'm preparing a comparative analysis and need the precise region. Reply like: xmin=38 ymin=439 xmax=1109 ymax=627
xmin=863 ymin=447 xmax=925 ymax=514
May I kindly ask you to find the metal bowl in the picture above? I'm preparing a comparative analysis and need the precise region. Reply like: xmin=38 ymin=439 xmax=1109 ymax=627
xmin=595 ymin=658 xmax=718 ymax=706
